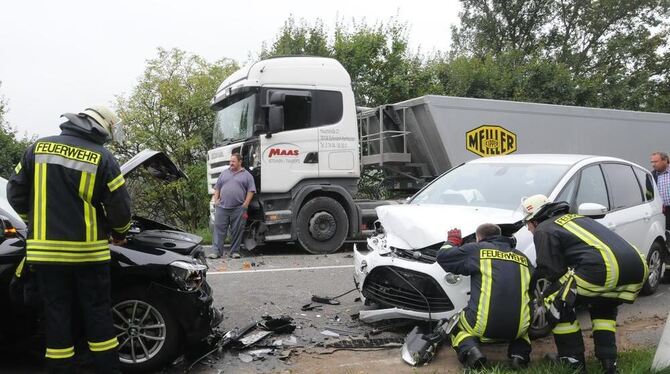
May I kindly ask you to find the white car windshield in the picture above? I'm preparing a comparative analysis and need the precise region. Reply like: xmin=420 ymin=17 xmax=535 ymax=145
xmin=410 ymin=162 xmax=570 ymax=210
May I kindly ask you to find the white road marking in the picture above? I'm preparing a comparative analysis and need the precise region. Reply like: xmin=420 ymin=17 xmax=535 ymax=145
xmin=207 ymin=264 xmax=354 ymax=275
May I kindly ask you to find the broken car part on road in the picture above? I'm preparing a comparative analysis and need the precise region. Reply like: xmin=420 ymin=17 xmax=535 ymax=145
xmin=185 ymin=315 xmax=298 ymax=372
xmin=401 ymin=312 xmax=460 ymax=366
xmin=302 ymin=287 xmax=358 ymax=311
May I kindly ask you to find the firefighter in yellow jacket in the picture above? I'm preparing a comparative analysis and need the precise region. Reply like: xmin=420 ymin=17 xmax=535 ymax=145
xmin=436 ymin=223 xmax=532 ymax=370
xmin=7 ymin=106 xmax=131 ymax=373
xmin=522 ymin=194 xmax=648 ymax=374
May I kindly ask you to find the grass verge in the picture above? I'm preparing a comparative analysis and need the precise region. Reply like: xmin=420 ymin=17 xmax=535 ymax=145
xmin=194 ymin=226 xmax=213 ymax=245
xmin=470 ymin=348 xmax=669 ymax=374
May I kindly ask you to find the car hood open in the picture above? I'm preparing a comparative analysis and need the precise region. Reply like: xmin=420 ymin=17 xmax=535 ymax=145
xmin=121 ymin=149 xmax=187 ymax=181
xmin=119 ymin=149 xmax=188 ymax=233
xmin=376 ymin=203 xmax=525 ymax=249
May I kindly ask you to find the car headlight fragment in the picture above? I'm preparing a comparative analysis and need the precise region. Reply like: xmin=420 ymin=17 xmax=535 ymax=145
xmin=169 ymin=260 xmax=207 ymax=291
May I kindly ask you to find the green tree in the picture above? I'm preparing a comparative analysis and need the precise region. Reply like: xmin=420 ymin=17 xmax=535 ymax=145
xmin=434 ymin=51 xmax=577 ymax=104
xmin=261 ymin=16 xmax=437 ymax=107
xmin=260 ymin=17 xmax=331 ymax=58
xmin=0 ymin=85 xmax=34 ymax=178
xmin=113 ymin=48 xmax=238 ymax=231
xmin=451 ymin=0 xmax=555 ymax=57
xmin=450 ymin=0 xmax=670 ymax=112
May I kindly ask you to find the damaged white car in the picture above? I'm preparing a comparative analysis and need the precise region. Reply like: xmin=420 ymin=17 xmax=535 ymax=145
xmin=353 ymin=154 xmax=666 ymax=336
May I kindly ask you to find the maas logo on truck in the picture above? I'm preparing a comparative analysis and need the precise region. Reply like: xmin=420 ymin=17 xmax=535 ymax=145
xmin=466 ymin=125 xmax=517 ymax=157
xmin=263 ymin=143 xmax=301 ymax=164
xmin=268 ymin=148 xmax=299 ymax=158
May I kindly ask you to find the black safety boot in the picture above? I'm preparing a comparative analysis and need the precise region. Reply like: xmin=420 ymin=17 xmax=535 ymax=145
xmin=509 ymin=354 xmax=529 ymax=370
xmin=544 ymin=353 xmax=586 ymax=374
xmin=600 ymin=358 xmax=618 ymax=374
xmin=464 ymin=346 xmax=486 ymax=369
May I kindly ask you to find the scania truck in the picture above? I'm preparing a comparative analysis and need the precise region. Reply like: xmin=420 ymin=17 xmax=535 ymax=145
xmin=207 ymin=57 xmax=386 ymax=254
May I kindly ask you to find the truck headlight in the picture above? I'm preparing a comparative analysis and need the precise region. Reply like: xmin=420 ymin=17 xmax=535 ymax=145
xmin=169 ymin=261 xmax=207 ymax=291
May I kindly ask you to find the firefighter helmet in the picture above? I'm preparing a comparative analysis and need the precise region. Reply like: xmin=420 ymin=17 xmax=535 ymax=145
xmin=522 ymin=194 xmax=550 ymax=222
xmin=80 ymin=106 xmax=124 ymax=143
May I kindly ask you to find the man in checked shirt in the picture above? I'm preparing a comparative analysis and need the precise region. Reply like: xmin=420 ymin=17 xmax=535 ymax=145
xmin=650 ymin=151 xmax=670 ymax=230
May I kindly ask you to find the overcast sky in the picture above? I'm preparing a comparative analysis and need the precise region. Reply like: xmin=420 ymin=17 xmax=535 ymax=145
xmin=0 ymin=0 xmax=461 ymax=138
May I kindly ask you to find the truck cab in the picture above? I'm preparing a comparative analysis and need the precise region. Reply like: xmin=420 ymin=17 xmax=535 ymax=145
xmin=207 ymin=57 xmax=362 ymax=254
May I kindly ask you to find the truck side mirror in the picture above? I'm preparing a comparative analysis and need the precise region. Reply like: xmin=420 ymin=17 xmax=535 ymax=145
xmin=253 ymin=123 xmax=265 ymax=135
xmin=268 ymin=106 xmax=284 ymax=134
xmin=270 ymin=92 xmax=286 ymax=105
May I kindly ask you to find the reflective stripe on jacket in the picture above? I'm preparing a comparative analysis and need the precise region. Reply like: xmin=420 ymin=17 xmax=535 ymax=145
xmin=533 ymin=214 xmax=648 ymax=303
xmin=7 ymin=134 xmax=131 ymax=265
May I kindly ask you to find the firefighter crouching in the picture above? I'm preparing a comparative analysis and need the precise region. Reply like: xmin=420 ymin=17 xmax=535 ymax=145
xmin=7 ymin=106 xmax=131 ymax=373
xmin=436 ymin=223 xmax=532 ymax=370
xmin=522 ymin=194 xmax=648 ymax=374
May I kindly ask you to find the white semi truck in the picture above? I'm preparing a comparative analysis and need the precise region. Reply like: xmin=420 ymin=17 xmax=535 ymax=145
xmin=207 ymin=57 xmax=385 ymax=254
xmin=207 ymin=56 xmax=670 ymax=254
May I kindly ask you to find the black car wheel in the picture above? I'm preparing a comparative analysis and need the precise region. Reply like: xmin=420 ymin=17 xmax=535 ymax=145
xmin=112 ymin=288 xmax=181 ymax=372
xmin=528 ymin=277 xmax=552 ymax=339
xmin=296 ymin=196 xmax=348 ymax=254
xmin=641 ymin=242 xmax=664 ymax=296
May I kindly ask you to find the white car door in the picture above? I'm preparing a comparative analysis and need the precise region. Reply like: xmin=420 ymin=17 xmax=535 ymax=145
xmin=571 ymin=164 xmax=615 ymax=230
xmin=600 ymin=163 xmax=654 ymax=253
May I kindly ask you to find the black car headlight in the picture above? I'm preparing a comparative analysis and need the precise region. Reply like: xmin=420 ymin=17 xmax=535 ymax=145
xmin=191 ymin=246 xmax=209 ymax=269
xmin=169 ymin=261 xmax=207 ymax=291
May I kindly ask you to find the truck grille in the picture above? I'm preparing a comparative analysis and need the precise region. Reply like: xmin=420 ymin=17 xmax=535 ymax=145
xmin=362 ymin=266 xmax=454 ymax=312
xmin=210 ymin=160 xmax=229 ymax=169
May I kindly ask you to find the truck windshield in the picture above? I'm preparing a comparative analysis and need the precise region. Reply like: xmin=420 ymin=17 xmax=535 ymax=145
xmin=213 ymin=93 xmax=256 ymax=146
xmin=410 ymin=163 xmax=569 ymax=210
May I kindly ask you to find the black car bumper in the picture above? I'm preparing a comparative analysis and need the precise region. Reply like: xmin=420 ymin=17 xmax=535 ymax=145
xmin=149 ymin=280 xmax=223 ymax=344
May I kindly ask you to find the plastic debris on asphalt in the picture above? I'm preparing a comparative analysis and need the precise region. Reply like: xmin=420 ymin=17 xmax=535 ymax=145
xmin=320 ymin=329 xmax=340 ymax=338
xmin=238 ymin=353 xmax=253 ymax=363
xmin=259 ymin=315 xmax=296 ymax=333
xmin=239 ymin=330 xmax=272 ymax=347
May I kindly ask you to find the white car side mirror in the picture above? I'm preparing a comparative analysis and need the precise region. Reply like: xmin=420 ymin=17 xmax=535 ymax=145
xmin=577 ymin=203 xmax=607 ymax=218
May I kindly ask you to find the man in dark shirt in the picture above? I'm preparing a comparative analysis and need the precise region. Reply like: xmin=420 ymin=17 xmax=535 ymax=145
xmin=209 ymin=153 xmax=255 ymax=259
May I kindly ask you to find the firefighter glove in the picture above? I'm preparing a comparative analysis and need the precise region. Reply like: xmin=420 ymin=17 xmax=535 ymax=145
xmin=447 ymin=228 xmax=462 ymax=246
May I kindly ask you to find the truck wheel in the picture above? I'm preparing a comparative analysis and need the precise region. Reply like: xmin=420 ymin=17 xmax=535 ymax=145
xmin=297 ymin=196 xmax=348 ymax=254
xmin=641 ymin=242 xmax=664 ymax=295
xmin=112 ymin=287 xmax=182 ymax=372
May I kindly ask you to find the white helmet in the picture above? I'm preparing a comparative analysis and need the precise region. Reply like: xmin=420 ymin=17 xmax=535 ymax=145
xmin=80 ymin=106 xmax=124 ymax=143
xmin=522 ymin=194 xmax=550 ymax=222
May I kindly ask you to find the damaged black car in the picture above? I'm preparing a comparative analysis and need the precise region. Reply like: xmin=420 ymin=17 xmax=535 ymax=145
xmin=0 ymin=150 xmax=222 ymax=372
